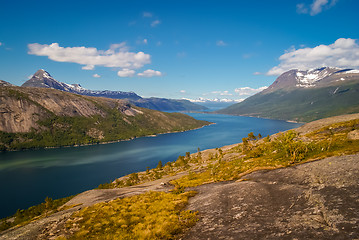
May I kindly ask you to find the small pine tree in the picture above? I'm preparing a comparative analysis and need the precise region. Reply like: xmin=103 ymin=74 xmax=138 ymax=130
xmin=45 ymin=197 xmax=53 ymax=210
xmin=157 ymin=160 xmax=163 ymax=169
xmin=248 ymin=132 xmax=256 ymax=141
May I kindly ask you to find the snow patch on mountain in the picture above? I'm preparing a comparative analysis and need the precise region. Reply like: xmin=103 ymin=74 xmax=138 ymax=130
xmin=345 ymin=69 xmax=359 ymax=74
xmin=295 ymin=67 xmax=337 ymax=87
xmin=294 ymin=67 xmax=359 ymax=88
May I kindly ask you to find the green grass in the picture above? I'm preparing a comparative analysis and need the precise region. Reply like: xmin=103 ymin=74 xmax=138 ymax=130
xmin=65 ymin=191 xmax=198 ymax=240
xmin=172 ymin=124 xmax=359 ymax=188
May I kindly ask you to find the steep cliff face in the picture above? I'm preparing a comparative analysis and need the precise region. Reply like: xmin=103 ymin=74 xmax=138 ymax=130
xmin=0 ymin=93 xmax=49 ymax=132
xmin=0 ymin=86 xmax=120 ymax=133
xmin=0 ymin=85 xmax=209 ymax=150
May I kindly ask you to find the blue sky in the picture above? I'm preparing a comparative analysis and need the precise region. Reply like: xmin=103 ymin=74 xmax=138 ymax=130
xmin=1 ymin=0 xmax=358 ymax=101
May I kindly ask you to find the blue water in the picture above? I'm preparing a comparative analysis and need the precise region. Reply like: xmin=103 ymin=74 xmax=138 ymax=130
xmin=0 ymin=113 xmax=301 ymax=218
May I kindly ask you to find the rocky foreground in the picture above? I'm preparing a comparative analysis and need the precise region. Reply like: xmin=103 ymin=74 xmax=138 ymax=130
xmin=182 ymin=154 xmax=359 ymax=239
xmin=1 ymin=114 xmax=359 ymax=239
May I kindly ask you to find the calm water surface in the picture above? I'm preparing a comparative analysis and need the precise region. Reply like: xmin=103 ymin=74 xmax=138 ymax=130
xmin=0 ymin=113 xmax=301 ymax=218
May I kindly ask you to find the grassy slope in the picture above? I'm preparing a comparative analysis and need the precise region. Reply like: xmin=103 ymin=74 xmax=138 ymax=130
xmin=0 ymin=87 xmax=209 ymax=151
xmin=218 ymin=80 xmax=359 ymax=122
xmin=2 ymin=115 xmax=359 ymax=238
xmin=66 ymin=117 xmax=359 ymax=239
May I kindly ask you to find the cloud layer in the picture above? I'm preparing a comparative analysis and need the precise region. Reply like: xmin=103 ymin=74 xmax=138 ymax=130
xmin=267 ymin=38 xmax=359 ymax=75
xmin=117 ymin=69 xmax=135 ymax=77
xmin=28 ymin=43 xmax=163 ymax=78
xmin=234 ymin=86 xmax=268 ymax=96
xmin=297 ymin=0 xmax=338 ymax=16
xmin=137 ymin=69 xmax=163 ymax=77
xmin=28 ymin=43 xmax=151 ymax=70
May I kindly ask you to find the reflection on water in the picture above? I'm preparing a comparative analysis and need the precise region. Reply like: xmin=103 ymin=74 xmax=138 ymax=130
xmin=0 ymin=113 xmax=301 ymax=218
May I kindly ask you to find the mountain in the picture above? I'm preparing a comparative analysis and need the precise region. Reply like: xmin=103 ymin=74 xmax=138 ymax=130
xmin=218 ymin=67 xmax=359 ymax=122
xmin=0 ymin=80 xmax=14 ymax=87
xmin=22 ymin=69 xmax=143 ymax=101
xmin=0 ymin=84 xmax=209 ymax=151
xmin=186 ymin=98 xmax=242 ymax=110
xmin=22 ymin=70 xmax=207 ymax=111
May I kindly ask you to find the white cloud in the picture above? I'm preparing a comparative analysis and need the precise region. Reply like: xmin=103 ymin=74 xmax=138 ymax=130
xmin=82 ymin=65 xmax=95 ymax=70
xmin=296 ymin=3 xmax=308 ymax=14
xmin=267 ymin=38 xmax=359 ymax=75
xmin=28 ymin=42 xmax=151 ymax=70
xmin=0 ymin=42 xmax=2 ymax=46
xmin=180 ymin=90 xmax=186 ymax=93
xmin=297 ymin=0 xmax=338 ymax=16
xmin=143 ymin=39 xmax=148 ymax=44
xmin=234 ymin=86 xmax=267 ymax=96
xmin=109 ymin=42 xmax=129 ymax=52
xmin=137 ymin=69 xmax=163 ymax=77
xmin=93 ymin=74 xmax=101 ymax=78
xmin=211 ymin=90 xmax=232 ymax=96
xmin=143 ymin=12 xmax=153 ymax=18
xmin=216 ymin=40 xmax=227 ymax=46
xmin=311 ymin=0 xmax=328 ymax=15
xmin=117 ymin=69 xmax=135 ymax=77
xmin=151 ymin=20 xmax=161 ymax=27
xmin=253 ymin=72 xmax=262 ymax=75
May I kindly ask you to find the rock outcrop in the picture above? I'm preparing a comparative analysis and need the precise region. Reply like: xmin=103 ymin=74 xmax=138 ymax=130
xmin=183 ymin=154 xmax=359 ymax=239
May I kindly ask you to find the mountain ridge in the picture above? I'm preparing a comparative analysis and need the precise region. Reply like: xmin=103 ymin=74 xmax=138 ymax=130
xmin=22 ymin=70 xmax=207 ymax=111
xmin=218 ymin=67 xmax=359 ymax=122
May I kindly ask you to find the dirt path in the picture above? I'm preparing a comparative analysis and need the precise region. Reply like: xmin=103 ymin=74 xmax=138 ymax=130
xmin=182 ymin=154 xmax=359 ymax=240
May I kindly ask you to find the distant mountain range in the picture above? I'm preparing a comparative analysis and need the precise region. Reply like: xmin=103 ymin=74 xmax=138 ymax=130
xmin=22 ymin=69 xmax=208 ymax=111
xmin=218 ymin=67 xmax=359 ymax=122
xmin=186 ymin=98 xmax=241 ymax=110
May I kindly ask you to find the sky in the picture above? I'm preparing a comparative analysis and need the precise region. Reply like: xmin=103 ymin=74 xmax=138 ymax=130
xmin=0 ymin=0 xmax=359 ymax=101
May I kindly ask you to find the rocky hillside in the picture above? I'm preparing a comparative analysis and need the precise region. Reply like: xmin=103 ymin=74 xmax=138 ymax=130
xmin=22 ymin=70 xmax=207 ymax=111
xmin=219 ymin=67 xmax=359 ymax=122
xmin=0 ymin=84 xmax=209 ymax=151
xmin=1 ymin=113 xmax=358 ymax=239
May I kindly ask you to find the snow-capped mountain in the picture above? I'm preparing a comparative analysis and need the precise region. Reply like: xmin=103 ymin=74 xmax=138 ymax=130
xmin=22 ymin=70 xmax=142 ymax=100
xmin=219 ymin=67 xmax=359 ymax=122
xmin=21 ymin=70 xmax=207 ymax=111
xmin=184 ymin=97 xmax=242 ymax=110
xmin=264 ymin=67 xmax=359 ymax=93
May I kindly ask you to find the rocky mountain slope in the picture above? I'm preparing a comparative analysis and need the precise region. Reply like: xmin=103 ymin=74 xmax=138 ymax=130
xmin=0 ymin=84 xmax=209 ymax=150
xmin=22 ymin=70 xmax=207 ymax=111
xmin=219 ymin=67 xmax=359 ymax=122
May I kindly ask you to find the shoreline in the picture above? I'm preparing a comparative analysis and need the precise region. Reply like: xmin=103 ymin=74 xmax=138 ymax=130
xmin=0 ymin=122 xmax=214 ymax=153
